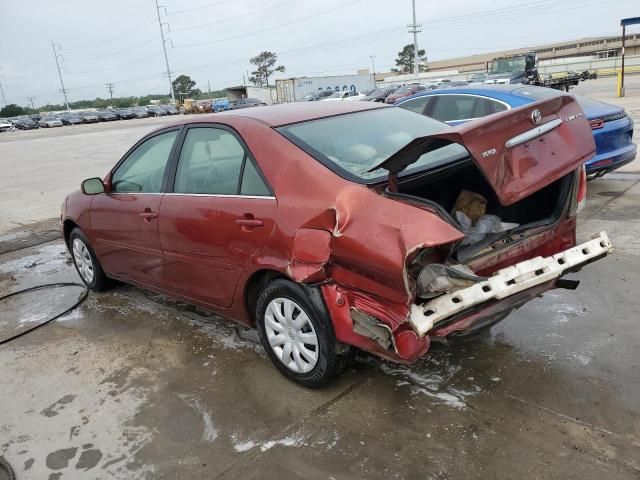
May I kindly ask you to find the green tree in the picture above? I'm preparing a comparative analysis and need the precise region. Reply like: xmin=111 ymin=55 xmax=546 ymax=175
xmin=249 ymin=51 xmax=285 ymax=87
xmin=391 ymin=44 xmax=427 ymax=74
xmin=0 ymin=104 xmax=25 ymax=117
xmin=172 ymin=75 xmax=197 ymax=99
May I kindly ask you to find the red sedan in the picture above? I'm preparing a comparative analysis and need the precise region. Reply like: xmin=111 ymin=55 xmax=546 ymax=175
xmin=62 ymin=100 xmax=611 ymax=387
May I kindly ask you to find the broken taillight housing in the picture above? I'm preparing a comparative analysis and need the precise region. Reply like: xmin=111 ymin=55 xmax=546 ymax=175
xmin=576 ymin=165 xmax=587 ymax=214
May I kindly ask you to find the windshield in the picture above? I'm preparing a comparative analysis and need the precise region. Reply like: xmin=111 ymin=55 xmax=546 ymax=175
xmin=277 ymin=108 xmax=468 ymax=183
xmin=327 ymin=92 xmax=343 ymax=98
xmin=490 ymin=56 xmax=526 ymax=75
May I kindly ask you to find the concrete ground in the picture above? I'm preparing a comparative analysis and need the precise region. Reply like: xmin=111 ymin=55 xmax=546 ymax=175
xmin=1 ymin=77 xmax=639 ymax=479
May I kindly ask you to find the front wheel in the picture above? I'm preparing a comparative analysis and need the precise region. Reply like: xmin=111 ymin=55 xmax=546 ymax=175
xmin=69 ymin=228 xmax=111 ymax=291
xmin=255 ymin=279 xmax=350 ymax=388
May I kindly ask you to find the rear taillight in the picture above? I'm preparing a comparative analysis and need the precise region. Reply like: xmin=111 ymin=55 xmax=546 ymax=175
xmin=576 ymin=165 xmax=587 ymax=214
xmin=589 ymin=118 xmax=604 ymax=130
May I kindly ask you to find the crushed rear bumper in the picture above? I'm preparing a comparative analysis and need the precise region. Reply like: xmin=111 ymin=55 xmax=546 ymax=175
xmin=409 ymin=231 xmax=612 ymax=337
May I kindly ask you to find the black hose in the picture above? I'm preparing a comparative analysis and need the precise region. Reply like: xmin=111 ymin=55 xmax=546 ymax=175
xmin=0 ymin=456 xmax=15 ymax=480
xmin=0 ymin=282 xmax=88 ymax=346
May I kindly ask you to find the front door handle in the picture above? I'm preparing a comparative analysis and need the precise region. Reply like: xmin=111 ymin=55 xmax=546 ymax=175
xmin=139 ymin=208 xmax=158 ymax=221
xmin=235 ymin=215 xmax=263 ymax=228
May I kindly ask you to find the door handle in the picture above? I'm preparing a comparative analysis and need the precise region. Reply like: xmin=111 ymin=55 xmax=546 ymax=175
xmin=235 ymin=215 xmax=263 ymax=228
xmin=139 ymin=209 xmax=158 ymax=221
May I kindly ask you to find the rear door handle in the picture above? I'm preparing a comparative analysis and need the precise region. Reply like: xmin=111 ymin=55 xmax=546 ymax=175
xmin=235 ymin=215 xmax=263 ymax=227
xmin=139 ymin=208 xmax=158 ymax=221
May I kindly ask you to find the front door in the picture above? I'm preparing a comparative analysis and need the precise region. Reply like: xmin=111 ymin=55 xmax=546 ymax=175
xmin=90 ymin=129 xmax=179 ymax=288
xmin=159 ymin=125 xmax=277 ymax=308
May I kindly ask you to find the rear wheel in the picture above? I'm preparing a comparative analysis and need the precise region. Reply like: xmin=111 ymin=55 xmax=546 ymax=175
xmin=69 ymin=228 xmax=111 ymax=291
xmin=255 ymin=279 xmax=350 ymax=388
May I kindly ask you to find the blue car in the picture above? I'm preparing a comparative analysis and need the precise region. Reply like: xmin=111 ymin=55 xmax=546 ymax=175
xmin=212 ymin=98 xmax=230 ymax=112
xmin=395 ymin=85 xmax=636 ymax=177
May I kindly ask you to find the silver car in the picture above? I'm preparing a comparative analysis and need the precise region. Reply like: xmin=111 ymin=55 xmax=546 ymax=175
xmin=38 ymin=117 xmax=63 ymax=128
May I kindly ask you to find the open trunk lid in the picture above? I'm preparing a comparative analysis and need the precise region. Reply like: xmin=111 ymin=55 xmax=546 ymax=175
xmin=370 ymin=95 xmax=595 ymax=205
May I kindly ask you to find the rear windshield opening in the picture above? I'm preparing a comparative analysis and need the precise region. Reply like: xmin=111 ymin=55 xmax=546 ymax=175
xmin=277 ymin=108 xmax=469 ymax=183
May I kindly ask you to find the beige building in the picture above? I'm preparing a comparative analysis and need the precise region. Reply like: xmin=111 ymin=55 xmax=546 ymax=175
xmin=424 ymin=34 xmax=640 ymax=73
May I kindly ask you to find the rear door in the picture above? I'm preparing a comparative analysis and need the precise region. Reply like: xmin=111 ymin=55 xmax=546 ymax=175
xmin=159 ymin=125 xmax=277 ymax=308
xmin=90 ymin=128 xmax=180 ymax=287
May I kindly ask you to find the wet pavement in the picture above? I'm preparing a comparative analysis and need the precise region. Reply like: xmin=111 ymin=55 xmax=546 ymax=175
xmin=1 ymin=175 xmax=639 ymax=479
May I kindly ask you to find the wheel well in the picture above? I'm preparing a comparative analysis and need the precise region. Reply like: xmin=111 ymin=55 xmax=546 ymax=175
xmin=62 ymin=220 xmax=78 ymax=247
xmin=244 ymin=269 xmax=286 ymax=324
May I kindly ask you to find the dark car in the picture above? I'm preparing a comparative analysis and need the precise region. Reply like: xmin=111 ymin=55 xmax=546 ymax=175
xmin=229 ymin=98 xmax=267 ymax=110
xmin=79 ymin=112 xmax=100 ymax=123
xmin=302 ymin=91 xmax=335 ymax=102
xmin=115 ymin=108 xmax=136 ymax=120
xmin=131 ymin=108 xmax=150 ymax=119
xmin=362 ymin=87 xmax=399 ymax=103
xmin=11 ymin=116 xmax=39 ymax=130
xmin=161 ymin=104 xmax=179 ymax=115
xmin=97 ymin=110 xmax=119 ymax=122
xmin=146 ymin=106 xmax=168 ymax=117
xmin=62 ymin=100 xmax=610 ymax=387
xmin=59 ymin=113 xmax=83 ymax=125
xmin=385 ymin=84 xmax=427 ymax=103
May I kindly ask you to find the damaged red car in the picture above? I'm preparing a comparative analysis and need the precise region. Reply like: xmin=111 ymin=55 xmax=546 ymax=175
xmin=61 ymin=100 xmax=612 ymax=387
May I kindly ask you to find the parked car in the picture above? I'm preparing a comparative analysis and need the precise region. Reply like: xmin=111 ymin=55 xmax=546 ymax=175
xmin=145 ymin=106 xmax=167 ymax=117
xmin=79 ymin=112 xmax=100 ymax=123
xmin=161 ymin=104 xmax=179 ymax=115
xmin=395 ymin=84 xmax=637 ymax=177
xmin=0 ymin=118 xmax=14 ymax=132
xmin=361 ymin=87 xmax=399 ymax=103
xmin=97 ymin=110 xmax=119 ymax=121
xmin=468 ymin=73 xmax=488 ymax=85
xmin=302 ymin=91 xmax=335 ymax=101
xmin=11 ymin=116 xmax=39 ymax=130
xmin=59 ymin=113 xmax=83 ymax=125
xmin=38 ymin=116 xmax=63 ymax=128
xmin=115 ymin=108 xmax=136 ymax=120
xmin=385 ymin=83 xmax=427 ymax=103
xmin=212 ymin=99 xmax=231 ymax=112
xmin=229 ymin=98 xmax=268 ymax=109
xmin=130 ymin=108 xmax=150 ymax=119
xmin=320 ymin=90 xmax=366 ymax=102
xmin=62 ymin=101 xmax=611 ymax=387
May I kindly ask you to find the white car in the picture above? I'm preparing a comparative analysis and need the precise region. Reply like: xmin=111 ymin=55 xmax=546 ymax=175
xmin=320 ymin=90 xmax=366 ymax=102
xmin=0 ymin=118 xmax=14 ymax=132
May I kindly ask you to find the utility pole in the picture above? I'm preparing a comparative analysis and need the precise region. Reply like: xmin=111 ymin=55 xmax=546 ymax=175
xmin=27 ymin=96 xmax=36 ymax=111
xmin=51 ymin=40 xmax=70 ymax=111
xmin=0 ymin=77 xmax=6 ymax=107
xmin=208 ymin=80 xmax=211 ymax=98
xmin=155 ymin=0 xmax=175 ymax=103
xmin=370 ymin=55 xmax=376 ymax=76
xmin=106 ymin=83 xmax=115 ymax=107
xmin=407 ymin=0 xmax=422 ymax=78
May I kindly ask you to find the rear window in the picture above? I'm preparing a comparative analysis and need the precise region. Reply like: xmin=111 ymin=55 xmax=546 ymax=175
xmin=277 ymin=107 xmax=468 ymax=183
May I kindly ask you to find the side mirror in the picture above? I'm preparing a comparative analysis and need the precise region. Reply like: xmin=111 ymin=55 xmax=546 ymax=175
xmin=81 ymin=177 xmax=105 ymax=195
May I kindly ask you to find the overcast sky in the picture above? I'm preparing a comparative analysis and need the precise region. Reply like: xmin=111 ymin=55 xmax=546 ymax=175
xmin=0 ymin=0 xmax=637 ymax=107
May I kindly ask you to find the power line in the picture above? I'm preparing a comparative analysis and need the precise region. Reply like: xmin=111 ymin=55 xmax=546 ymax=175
xmin=167 ymin=0 xmax=235 ymax=16
xmin=173 ymin=0 xmax=298 ymax=32
xmin=51 ymin=40 xmax=70 ymax=111
xmin=175 ymin=0 xmax=363 ymax=49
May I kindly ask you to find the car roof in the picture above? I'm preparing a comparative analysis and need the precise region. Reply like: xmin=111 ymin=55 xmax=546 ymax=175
xmin=398 ymin=84 xmax=538 ymax=106
xmin=179 ymin=101 xmax=387 ymax=127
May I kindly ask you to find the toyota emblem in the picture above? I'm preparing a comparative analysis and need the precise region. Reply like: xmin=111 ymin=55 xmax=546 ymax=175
xmin=531 ymin=109 xmax=542 ymax=125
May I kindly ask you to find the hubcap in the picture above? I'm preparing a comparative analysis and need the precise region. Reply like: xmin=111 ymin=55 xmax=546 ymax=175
xmin=72 ymin=238 xmax=94 ymax=284
xmin=264 ymin=298 xmax=319 ymax=373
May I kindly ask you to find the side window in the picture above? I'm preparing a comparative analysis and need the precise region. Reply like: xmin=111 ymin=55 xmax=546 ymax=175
xmin=489 ymin=99 xmax=509 ymax=114
xmin=112 ymin=130 xmax=178 ymax=193
xmin=397 ymin=96 xmax=432 ymax=115
xmin=431 ymin=95 xmax=477 ymax=122
xmin=174 ymin=127 xmax=270 ymax=196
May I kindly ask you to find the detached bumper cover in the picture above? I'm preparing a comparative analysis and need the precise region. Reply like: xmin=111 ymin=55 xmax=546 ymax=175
xmin=409 ymin=231 xmax=612 ymax=337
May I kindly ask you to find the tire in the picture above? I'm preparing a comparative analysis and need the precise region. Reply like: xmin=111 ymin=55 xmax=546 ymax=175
xmin=69 ymin=228 xmax=111 ymax=291
xmin=255 ymin=279 xmax=350 ymax=388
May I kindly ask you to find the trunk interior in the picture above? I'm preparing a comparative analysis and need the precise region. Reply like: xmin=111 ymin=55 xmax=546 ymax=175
xmin=391 ymin=159 xmax=574 ymax=261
